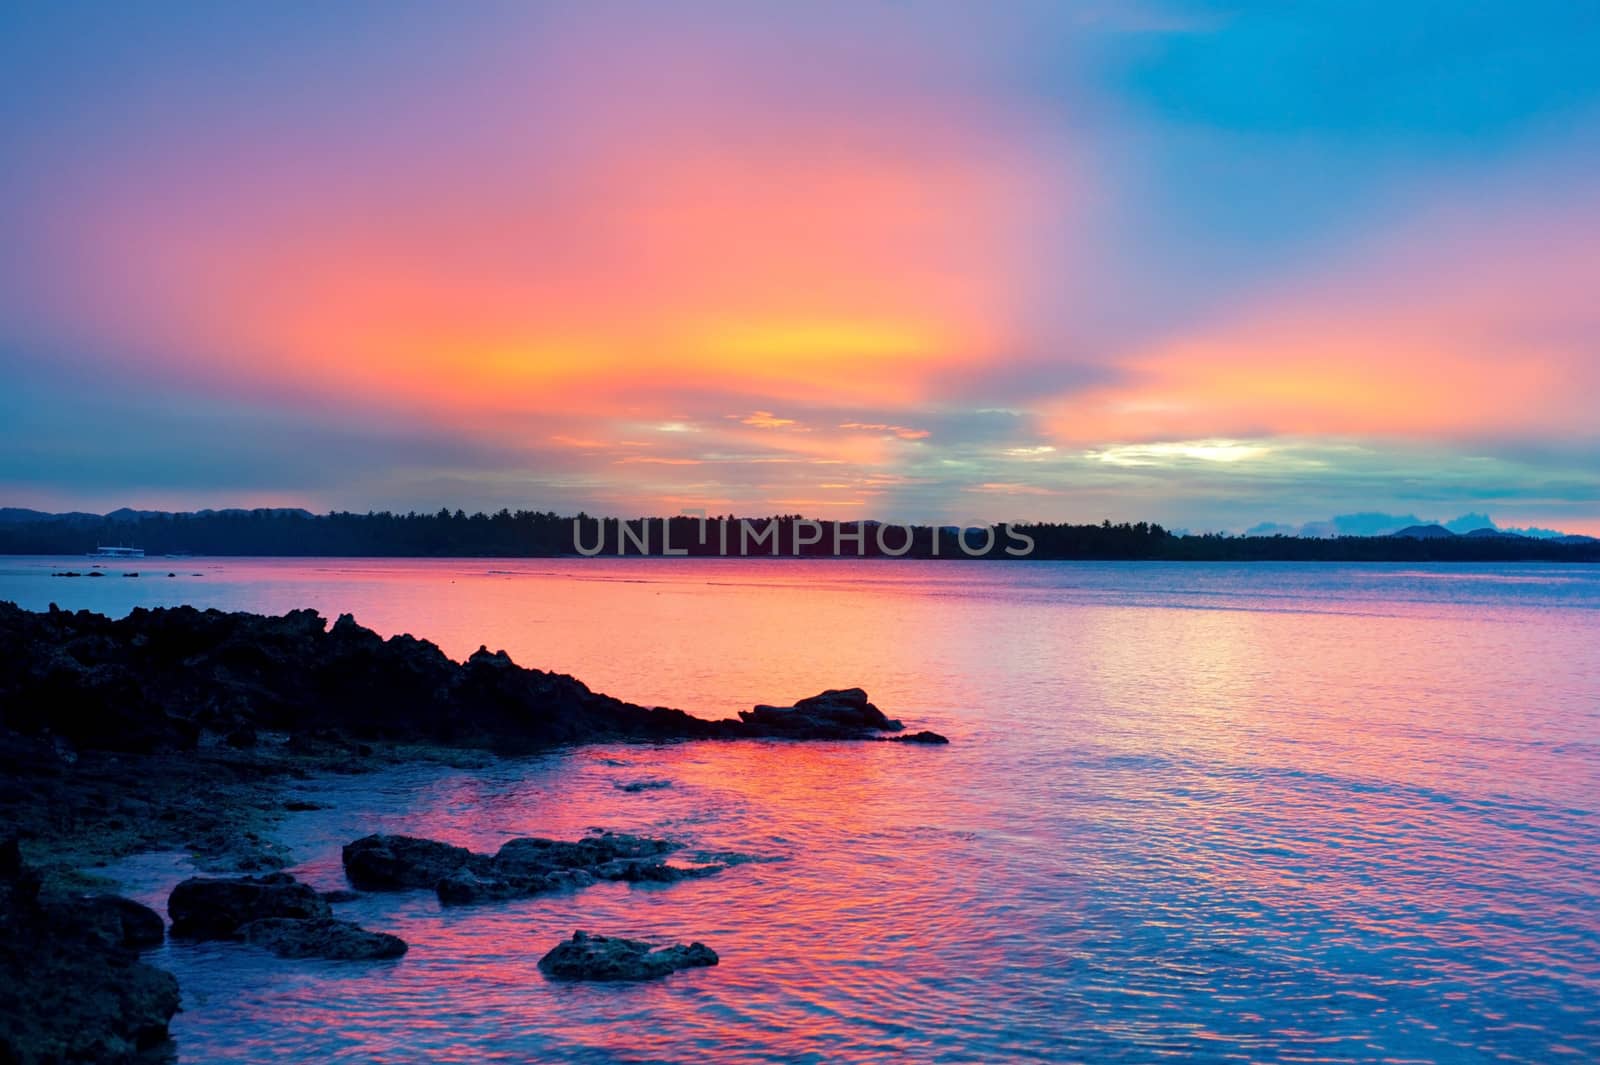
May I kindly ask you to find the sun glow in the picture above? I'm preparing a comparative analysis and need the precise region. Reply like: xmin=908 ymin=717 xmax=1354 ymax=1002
xmin=1088 ymin=441 xmax=1270 ymax=467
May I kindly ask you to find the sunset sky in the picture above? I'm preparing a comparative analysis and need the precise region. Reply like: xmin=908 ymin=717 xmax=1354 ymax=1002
xmin=3 ymin=2 xmax=1598 ymax=532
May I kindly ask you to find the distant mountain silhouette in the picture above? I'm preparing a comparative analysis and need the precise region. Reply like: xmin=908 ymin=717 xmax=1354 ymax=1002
xmin=1246 ymin=511 xmax=1578 ymax=540
xmin=0 ymin=507 xmax=100 ymax=525
xmin=1389 ymin=524 xmax=1456 ymax=539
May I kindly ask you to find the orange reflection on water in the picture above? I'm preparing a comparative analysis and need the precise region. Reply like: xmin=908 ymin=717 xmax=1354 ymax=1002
xmin=28 ymin=558 xmax=1600 ymax=1063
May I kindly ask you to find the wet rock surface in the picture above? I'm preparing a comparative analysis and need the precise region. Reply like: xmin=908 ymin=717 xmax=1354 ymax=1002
xmin=344 ymin=831 xmax=721 ymax=905
xmin=537 ymin=930 xmax=719 ymax=982
xmin=739 ymin=686 xmax=947 ymax=742
xmin=43 ymin=892 xmax=166 ymax=950
xmin=342 ymin=835 xmax=481 ymax=891
xmin=884 ymin=730 xmax=951 ymax=744
xmin=168 ymin=872 xmax=331 ymax=939
xmin=0 ymin=840 xmax=180 ymax=1064
xmin=167 ymin=871 xmax=407 ymax=961
xmin=242 ymin=917 xmax=407 ymax=961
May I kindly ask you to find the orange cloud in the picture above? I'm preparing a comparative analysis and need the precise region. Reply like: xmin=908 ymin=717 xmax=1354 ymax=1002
xmin=734 ymin=411 xmax=804 ymax=430
xmin=840 ymin=423 xmax=932 ymax=441
xmin=1047 ymin=187 xmax=1600 ymax=444
xmin=35 ymin=18 xmax=1073 ymax=445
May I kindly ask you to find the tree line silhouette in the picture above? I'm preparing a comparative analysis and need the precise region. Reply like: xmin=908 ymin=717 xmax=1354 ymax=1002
xmin=0 ymin=508 xmax=1595 ymax=561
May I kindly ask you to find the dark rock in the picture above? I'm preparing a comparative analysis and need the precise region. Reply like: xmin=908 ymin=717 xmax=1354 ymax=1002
xmin=1 ymin=843 xmax=180 ymax=1062
xmin=0 ymin=602 xmax=942 ymax=755
xmin=168 ymin=872 xmax=330 ymax=939
xmin=538 ymin=930 xmax=718 ymax=982
xmin=435 ymin=866 xmax=568 ymax=905
xmin=340 ymin=830 xmax=715 ymax=906
xmin=883 ymin=730 xmax=950 ymax=744
xmin=342 ymin=834 xmax=483 ymax=891
xmin=0 ymin=838 xmax=21 ymax=878
xmin=319 ymin=889 xmax=361 ymax=904
xmin=738 ymin=687 xmax=909 ymax=739
xmin=187 ymin=832 xmax=291 ymax=874
xmin=242 ymin=917 xmax=407 ymax=960
xmin=44 ymin=894 xmax=166 ymax=950
xmin=492 ymin=832 xmax=679 ymax=873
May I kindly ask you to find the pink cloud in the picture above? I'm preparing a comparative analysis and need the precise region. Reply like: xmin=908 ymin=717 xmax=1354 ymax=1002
xmin=1046 ymin=168 xmax=1600 ymax=445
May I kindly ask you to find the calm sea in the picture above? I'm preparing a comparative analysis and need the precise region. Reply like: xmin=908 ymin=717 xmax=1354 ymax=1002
xmin=4 ymin=557 xmax=1599 ymax=1063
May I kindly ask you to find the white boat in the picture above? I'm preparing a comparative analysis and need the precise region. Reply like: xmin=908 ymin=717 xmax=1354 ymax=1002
xmin=91 ymin=545 xmax=145 ymax=558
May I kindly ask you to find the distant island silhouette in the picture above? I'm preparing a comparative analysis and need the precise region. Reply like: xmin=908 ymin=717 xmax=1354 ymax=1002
xmin=1 ymin=508 xmax=1596 ymax=562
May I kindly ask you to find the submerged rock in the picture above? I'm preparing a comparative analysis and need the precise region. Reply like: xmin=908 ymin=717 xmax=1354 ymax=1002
xmin=537 ymin=930 xmax=718 ymax=982
xmin=614 ymin=777 xmax=672 ymax=792
xmin=242 ymin=917 xmax=407 ymax=960
xmin=0 ymin=840 xmax=180 ymax=1063
xmin=342 ymin=830 xmax=719 ymax=906
xmin=593 ymin=860 xmax=723 ymax=884
xmin=167 ymin=872 xmax=330 ymax=939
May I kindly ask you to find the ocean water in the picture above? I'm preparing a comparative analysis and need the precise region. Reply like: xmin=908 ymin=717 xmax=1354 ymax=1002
xmin=4 ymin=557 xmax=1599 ymax=1063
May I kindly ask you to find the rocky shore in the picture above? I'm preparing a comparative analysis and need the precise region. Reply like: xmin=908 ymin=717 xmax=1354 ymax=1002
xmin=0 ymin=601 xmax=942 ymax=753
xmin=0 ymin=600 xmax=948 ymax=1062
xmin=0 ymin=842 xmax=180 ymax=1063
xmin=0 ymin=600 xmax=944 ymax=874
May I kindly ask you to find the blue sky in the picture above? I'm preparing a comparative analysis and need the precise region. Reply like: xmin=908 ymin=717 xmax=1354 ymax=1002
xmin=2 ymin=2 xmax=1598 ymax=531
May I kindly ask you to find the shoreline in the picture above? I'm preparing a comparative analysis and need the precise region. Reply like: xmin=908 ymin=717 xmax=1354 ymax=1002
xmin=0 ymin=600 xmax=945 ymax=1062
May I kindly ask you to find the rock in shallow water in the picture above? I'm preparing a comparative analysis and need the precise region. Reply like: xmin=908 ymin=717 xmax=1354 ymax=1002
xmin=342 ymin=834 xmax=482 ymax=891
xmin=737 ymin=687 xmax=948 ymax=742
xmin=537 ymin=930 xmax=718 ymax=982
xmin=1 ymin=841 xmax=180 ymax=1063
xmin=343 ymin=830 xmax=720 ymax=905
xmin=243 ymin=917 xmax=407 ymax=960
xmin=883 ymin=730 xmax=950 ymax=744
xmin=167 ymin=871 xmax=330 ymax=939
xmin=492 ymin=832 xmax=678 ymax=872
xmin=166 ymin=872 xmax=406 ymax=959
xmin=44 ymin=893 xmax=166 ymax=950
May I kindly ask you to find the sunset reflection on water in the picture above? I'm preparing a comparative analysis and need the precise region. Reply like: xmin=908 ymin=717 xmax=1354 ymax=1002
xmin=7 ymin=558 xmax=1597 ymax=1063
